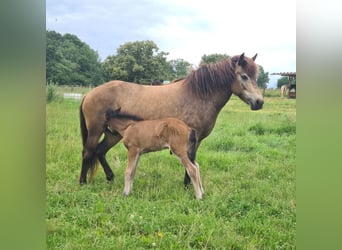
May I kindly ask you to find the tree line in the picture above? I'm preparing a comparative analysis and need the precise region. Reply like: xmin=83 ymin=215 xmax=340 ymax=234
xmin=46 ymin=30 xmax=269 ymax=88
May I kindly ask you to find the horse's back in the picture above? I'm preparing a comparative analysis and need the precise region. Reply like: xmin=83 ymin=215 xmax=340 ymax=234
xmin=84 ymin=80 xmax=142 ymax=105
xmin=83 ymin=80 xmax=182 ymax=114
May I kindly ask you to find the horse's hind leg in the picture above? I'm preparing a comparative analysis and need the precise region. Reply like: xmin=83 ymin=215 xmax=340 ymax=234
xmin=96 ymin=131 xmax=122 ymax=182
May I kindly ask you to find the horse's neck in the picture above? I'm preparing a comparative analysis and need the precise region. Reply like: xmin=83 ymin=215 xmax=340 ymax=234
xmin=177 ymin=81 xmax=233 ymax=139
xmin=212 ymin=90 xmax=233 ymax=111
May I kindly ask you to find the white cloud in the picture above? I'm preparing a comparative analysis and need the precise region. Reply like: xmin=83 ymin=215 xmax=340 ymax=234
xmin=46 ymin=0 xmax=296 ymax=87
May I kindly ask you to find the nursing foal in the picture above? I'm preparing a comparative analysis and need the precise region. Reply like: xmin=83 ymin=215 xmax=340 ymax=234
xmin=104 ymin=108 xmax=204 ymax=199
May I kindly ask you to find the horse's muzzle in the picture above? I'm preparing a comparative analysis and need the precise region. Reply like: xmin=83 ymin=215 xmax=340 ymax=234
xmin=250 ymin=99 xmax=264 ymax=110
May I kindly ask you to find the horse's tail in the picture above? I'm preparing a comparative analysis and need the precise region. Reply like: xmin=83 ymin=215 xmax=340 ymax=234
xmin=88 ymin=160 xmax=99 ymax=182
xmin=188 ymin=129 xmax=197 ymax=163
xmin=80 ymin=96 xmax=87 ymax=147
xmin=79 ymin=96 xmax=99 ymax=181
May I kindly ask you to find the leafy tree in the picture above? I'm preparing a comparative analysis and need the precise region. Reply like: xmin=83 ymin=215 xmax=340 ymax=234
xmin=199 ymin=53 xmax=230 ymax=65
xmin=46 ymin=30 xmax=64 ymax=84
xmin=168 ymin=59 xmax=191 ymax=79
xmin=102 ymin=40 xmax=170 ymax=84
xmin=257 ymin=65 xmax=269 ymax=90
xmin=46 ymin=30 xmax=103 ymax=86
xmin=277 ymin=76 xmax=290 ymax=88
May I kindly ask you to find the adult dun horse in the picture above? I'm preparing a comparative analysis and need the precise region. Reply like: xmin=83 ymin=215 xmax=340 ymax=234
xmin=104 ymin=108 xmax=204 ymax=199
xmin=79 ymin=53 xmax=264 ymax=185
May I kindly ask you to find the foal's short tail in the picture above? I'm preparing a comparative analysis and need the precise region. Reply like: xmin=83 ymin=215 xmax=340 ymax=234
xmin=188 ymin=129 xmax=197 ymax=163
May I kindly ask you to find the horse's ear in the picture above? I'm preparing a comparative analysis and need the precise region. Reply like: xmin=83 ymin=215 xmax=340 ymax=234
xmin=238 ymin=53 xmax=245 ymax=65
xmin=252 ymin=53 xmax=258 ymax=61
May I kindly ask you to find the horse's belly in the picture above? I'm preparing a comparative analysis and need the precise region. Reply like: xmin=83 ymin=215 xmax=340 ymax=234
xmin=141 ymin=144 xmax=169 ymax=154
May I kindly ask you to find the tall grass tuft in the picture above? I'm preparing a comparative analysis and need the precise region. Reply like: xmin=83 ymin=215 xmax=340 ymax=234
xmin=46 ymin=83 xmax=59 ymax=103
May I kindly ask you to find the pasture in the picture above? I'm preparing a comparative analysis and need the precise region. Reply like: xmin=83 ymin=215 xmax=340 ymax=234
xmin=46 ymin=89 xmax=296 ymax=249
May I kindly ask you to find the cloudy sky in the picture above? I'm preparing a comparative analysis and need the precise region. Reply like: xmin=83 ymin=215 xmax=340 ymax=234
xmin=46 ymin=0 xmax=296 ymax=88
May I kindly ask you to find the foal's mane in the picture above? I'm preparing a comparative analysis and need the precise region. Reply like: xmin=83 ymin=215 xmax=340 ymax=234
xmin=105 ymin=108 xmax=143 ymax=122
xmin=184 ymin=58 xmax=236 ymax=98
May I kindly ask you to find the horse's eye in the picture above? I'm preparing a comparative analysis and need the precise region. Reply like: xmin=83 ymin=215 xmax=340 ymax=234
xmin=241 ymin=74 xmax=248 ymax=81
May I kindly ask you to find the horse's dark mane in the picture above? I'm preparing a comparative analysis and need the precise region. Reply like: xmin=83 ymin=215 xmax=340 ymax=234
xmin=171 ymin=77 xmax=185 ymax=83
xmin=184 ymin=58 xmax=236 ymax=98
xmin=105 ymin=108 xmax=143 ymax=122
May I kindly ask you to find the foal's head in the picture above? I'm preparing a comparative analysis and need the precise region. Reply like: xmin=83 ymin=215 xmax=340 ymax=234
xmin=105 ymin=107 xmax=143 ymax=122
xmin=231 ymin=53 xmax=264 ymax=110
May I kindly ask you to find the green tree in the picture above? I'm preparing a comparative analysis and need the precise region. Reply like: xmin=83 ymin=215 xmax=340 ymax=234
xmin=257 ymin=65 xmax=269 ymax=90
xmin=102 ymin=40 xmax=170 ymax=83
xmin=199 ymin=53 xmax=230 ymax=65
xmin=277 ymin=76 xmax=289 ymax=88
xmin=168 ymin=59 xmax=191 ymax=79
xmin=46 ymin=30 xmax=103 ymax=86
xmin=46 ymin=30 xmax=65 ymax=84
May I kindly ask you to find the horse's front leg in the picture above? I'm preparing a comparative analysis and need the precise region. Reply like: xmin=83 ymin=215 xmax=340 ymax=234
xmin=123 ymin=148 xmax=140 ymax=196
xmin=172 ymin=149 xmax=190 ymax=187
xmin=96 ymin=132 xmax=122 ymax=182
xmin=184 ymin=172 xmax=191 ymax=188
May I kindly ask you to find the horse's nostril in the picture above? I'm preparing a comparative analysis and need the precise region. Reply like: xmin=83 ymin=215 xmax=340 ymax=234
xmin=257 ymin=99 xmax=264 ymax=108
xmin=251 ymin=99 xmax=264 ymax=110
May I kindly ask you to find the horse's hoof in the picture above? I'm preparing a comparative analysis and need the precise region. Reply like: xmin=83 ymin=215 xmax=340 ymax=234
xmin=106 ymin=175 xmax=114 ymax=182
xmin=79 ymin=178 xmax=87 ymax=185
xmin=194 ymin=193 xmax=204 ymax=200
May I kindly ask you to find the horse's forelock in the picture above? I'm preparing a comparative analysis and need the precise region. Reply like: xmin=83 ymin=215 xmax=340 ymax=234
xmin=245 ymin=58 xmax=258 ymax=79
xmin=232 ymin=55 xmax=258 ymax=79
xmin=231 ymin=55 xmax=240 ymax=65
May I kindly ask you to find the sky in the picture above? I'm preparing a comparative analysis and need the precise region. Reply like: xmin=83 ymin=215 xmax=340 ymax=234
xmin=46 ymin=0 xmax=296 ymax=88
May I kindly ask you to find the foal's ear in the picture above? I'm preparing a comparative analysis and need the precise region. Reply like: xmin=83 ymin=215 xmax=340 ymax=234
xmin=252 ymin=53 xmax=258 ymax=61
xmin=238 ymin=53 xmax=245 ymax=65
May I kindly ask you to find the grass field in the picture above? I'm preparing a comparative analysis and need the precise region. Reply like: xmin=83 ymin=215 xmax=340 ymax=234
xmin=46 ymin=89 xmax=296 ymax=249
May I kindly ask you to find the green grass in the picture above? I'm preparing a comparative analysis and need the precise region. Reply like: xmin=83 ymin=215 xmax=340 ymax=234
xmin=46 ymin=91 xmax=296 ymax=249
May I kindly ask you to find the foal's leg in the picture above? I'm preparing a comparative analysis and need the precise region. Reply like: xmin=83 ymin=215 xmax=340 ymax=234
xmin=123 ymin=148 xmax=141 ymax=196
xmin=179 ymin=155 xmax=203 ymax=199
xmin=194 ymin=161 xmax=204 ymax=194
xmin=96 ymin=131 xmax=122 ymax=182
xmin=184 ymin=138 xmax=200 ymax=187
